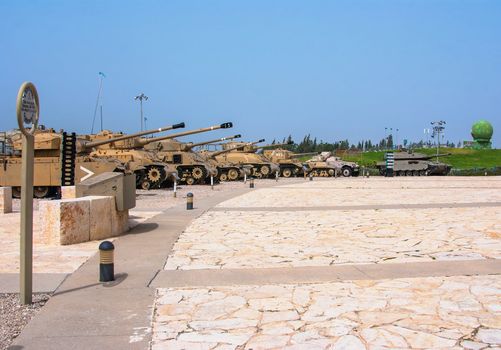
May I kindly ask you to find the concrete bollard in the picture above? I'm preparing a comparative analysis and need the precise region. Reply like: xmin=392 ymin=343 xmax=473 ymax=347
xmin=211 ymin=176 xmax=214 ymax=190
xmin=186 ymin=192 xmax=194 ymax=210
xmin=244 ymin=174 xmax=247 ymax=184
xmin=275 ymin=171 xmax=279 ymax=182
xmin=173 ymin=180 xmax=177 ymax=198
xmin=0 ymin=187 xmax=13 ymax=214
xmin=249 ymin=178 xmax=255 ymax=188
xmin=99 ymin=241 xmax=115 ymax=282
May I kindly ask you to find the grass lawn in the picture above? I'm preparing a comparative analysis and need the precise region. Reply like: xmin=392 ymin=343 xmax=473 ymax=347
xmin=334 ymin=148 xmax=501 ymax=169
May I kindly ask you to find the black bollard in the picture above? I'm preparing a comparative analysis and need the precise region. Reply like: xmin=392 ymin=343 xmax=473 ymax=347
xmin=249 ymin=177 xmax=255 ymax=188
xmin=186 ymin=192 xmax=194 ymax=210
xmin=99 ymin=241 xmax=115 ymax=282
xmin=309 ymin=174 xmax=313 ymax=181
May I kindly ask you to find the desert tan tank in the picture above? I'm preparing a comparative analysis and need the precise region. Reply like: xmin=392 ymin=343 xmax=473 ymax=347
xmin=214 ymin=139 xmax=280 ymax=178
xmin=0 ymin=123 xmax=182 ymax=197
xmin=197 ymin=136 xmax=254 ymax=181
xmin=179 ymin=134 xmax=251 ymax=182
xmin=262 ymin=149 xmax=318 ymax=177
xmin=138 ymin=122 xmax=233 ymax=185
xmin=305 ymin=152 xmax=339 ymax=177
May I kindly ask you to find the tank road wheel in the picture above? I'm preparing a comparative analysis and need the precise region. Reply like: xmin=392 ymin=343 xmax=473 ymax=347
xmin=259 ymin=165 xmax=271 ymax=177
xmin=146 ymin=166 xmax=166 ymax=189
xmin=227 ymin=168 xmax=239 ymax=181
xmin=328 ymin=169 xmax=335 ymax=177
xmin=140 ymin=180 xmax=151 ymax=190
xmin=341 ymin=167 xmax=352 ymax=177
xmin=219 ymin=173 xmax=228 ymax=182
xmin=147 ymin=167 xmax=163 ymax=183
xmin=192 ymin=166 xmax=205 ymax=180
xmin=413 ymin=170 xmax=419 ymax=176
xmin=186 ymin=177 xmax=196 ymax=185
xmin=12 ymin=187 xmax=21 ymax=198
xmin=34 ymin=186 xmax=50 ymax=198
xmin=282 ymin=168 xmax=293 ymax=178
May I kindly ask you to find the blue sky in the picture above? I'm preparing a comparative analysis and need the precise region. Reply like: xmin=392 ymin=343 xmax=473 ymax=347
xmin=1 ymin=0 xmax=500 ymax=147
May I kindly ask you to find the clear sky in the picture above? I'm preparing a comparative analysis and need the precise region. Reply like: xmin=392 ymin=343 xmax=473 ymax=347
xmin=1 ymin=0 xmax=500 ymax=147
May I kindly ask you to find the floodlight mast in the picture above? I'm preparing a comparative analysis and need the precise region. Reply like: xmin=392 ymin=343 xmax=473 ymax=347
xmin=431 ymin=120 xmax=446 ymax=161
xmin=134 ymin=93 xmax=149 ymax=131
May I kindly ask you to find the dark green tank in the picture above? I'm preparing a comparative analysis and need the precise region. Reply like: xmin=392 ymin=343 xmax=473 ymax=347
xmin=376 ymin=151 xmax=452 ymax=176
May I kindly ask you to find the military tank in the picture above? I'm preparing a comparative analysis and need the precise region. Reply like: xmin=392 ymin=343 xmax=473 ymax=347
xmin=215 ymin=139 xmax=280 ymax=178
xmin=304 ymin=152 xmax=360 ymax=177
xmin=140 ymin=122 xmax=233 ymax=185
xmin=376 ymin=151 xmax=452 ymax=176
xmin=184 ymin=134 xmax=252 ymax=182
xmin=1 ymin=123 xmax=183 ymax=197
xmin=304 ymin=152 xmax=339 ymax=177
xmin=262 ymin=149 xmax=317 ymax=177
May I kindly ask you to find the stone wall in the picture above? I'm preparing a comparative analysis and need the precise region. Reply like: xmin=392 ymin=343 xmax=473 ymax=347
xmin=39 ymin=195 xmax=129 ymax=245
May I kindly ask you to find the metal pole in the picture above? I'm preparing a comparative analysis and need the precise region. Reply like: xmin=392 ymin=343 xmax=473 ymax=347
xmin=100 ymin=105 xmax=103 ymax=131
xmin=140 ymin=99 xmax=143 ymax=132
xmin=20 ymin=133 xmax=34 ymax=304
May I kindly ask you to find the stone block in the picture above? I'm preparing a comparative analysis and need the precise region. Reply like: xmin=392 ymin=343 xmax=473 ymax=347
xmin=0 ymin=187 xmax=12 ymax=214
xmin=39 ymin=198 xmax=90 ymax=245
xmin=61 ymin=186 xmax=77 ymax=199
xmin=111 ymin=208 xmax=129 ymax=236
xmin=88 ymin=196 xmax=113 ymax=241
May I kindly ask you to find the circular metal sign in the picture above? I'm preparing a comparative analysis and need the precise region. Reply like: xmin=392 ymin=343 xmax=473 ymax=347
xmin=16 ymin=82 xmax=40 ymax=136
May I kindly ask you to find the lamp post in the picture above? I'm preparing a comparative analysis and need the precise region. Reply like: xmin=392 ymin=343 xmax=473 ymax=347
xmin=134 ymin=93 xmax=148 ymax=131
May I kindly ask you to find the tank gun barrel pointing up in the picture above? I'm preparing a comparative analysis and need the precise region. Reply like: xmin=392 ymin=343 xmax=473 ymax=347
xmin=138 ymin=122 xmax=233 ymax=147
xmin=83 ymin=122 xmax=185 ymax=149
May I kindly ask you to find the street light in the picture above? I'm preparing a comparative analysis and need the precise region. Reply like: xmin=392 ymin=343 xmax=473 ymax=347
xmin=134 ymin=93 xmax=149 ymax=131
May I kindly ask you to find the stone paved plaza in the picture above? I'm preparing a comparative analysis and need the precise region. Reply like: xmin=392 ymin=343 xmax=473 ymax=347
xmin=152 ymin=177 xmax=501 ymax=349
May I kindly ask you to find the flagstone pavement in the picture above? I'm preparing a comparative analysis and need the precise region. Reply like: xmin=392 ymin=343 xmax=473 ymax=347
xmin=152 ymin=177 xmax=501 ymax=349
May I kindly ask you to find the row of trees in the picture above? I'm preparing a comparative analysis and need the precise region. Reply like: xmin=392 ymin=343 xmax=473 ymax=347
xmin=271 ymin=134 xmax=460 ymax=153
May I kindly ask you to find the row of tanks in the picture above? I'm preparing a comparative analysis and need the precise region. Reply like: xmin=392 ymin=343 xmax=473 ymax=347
xmin=0 ymin=121 xmax=452 ymax=198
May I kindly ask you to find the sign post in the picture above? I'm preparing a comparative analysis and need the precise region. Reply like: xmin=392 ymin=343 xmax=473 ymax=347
xmin=17 ymin=82 xmax=39 ymax=305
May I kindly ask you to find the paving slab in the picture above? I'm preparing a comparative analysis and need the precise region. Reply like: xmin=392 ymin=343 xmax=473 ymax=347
xmin=153 ymin=259 xmax=501 ymax=288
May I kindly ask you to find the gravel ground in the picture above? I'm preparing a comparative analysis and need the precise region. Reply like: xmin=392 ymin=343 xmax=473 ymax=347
xmin=0 ymin=293 xmax=50 ymax=350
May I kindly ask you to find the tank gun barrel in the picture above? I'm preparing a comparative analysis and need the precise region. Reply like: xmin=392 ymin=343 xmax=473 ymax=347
xmin=290 ymin=152 xmax=319 ymax=158
xmin=83 ymin=123 xmax=185 ymax=149
xmin=137 ymin=122 xmax=233 ymax=146
xmin=184 ymin=134 xmax=241 ymax=151
xmin=254 ymin=141 xmax=293 ymax=150
xmin=209 ymin=139 xmax=265 ymax=157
